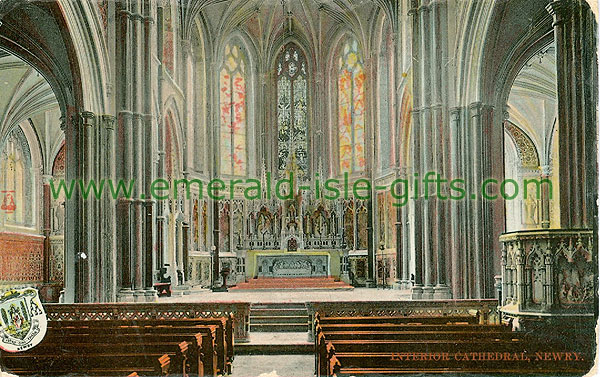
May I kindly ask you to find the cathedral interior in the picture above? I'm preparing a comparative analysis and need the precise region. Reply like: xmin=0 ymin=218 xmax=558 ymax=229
xmin=0 ymin=0 xmax=597 ymax=375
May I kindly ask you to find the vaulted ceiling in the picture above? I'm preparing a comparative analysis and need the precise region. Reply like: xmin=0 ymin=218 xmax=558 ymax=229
xmin=507 ymin=44 xmax=557 ymax=165
xmin=195 ymin=0 xmax=388 ymax=59
xmin=0 ymin=49 xmax=62 ymax=171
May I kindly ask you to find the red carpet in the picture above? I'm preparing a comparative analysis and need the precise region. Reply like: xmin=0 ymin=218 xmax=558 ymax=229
xmin=231 ymin=276 xmax=353 ymax=290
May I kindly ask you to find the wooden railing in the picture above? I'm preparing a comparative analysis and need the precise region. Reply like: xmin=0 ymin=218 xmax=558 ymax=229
xmin=306 ymin=299 xmax=500 ymax=341
xmin=44 ymin=302 xmax=251 ymax=342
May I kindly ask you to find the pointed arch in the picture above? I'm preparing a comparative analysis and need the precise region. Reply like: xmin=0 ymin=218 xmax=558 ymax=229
xmin=164 ymin=108 xmax=183 ymax=180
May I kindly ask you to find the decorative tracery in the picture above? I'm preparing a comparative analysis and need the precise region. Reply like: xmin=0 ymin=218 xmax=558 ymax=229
xmin=219 ymin=43 xmax=247 ymax=176
xmin=277 ymin=43 xmax=308 ymax=178
xmin=338 ymin=38 xmax=366 ymax=174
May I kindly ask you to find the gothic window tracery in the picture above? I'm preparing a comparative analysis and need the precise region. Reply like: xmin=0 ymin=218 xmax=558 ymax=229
xmin=0 ymin=126 xmax=33 ymax=227
xmin=338 ymin=38 xmax=366 ymax=174
xmin=220 ymin=43 xmax=247 ymax=176
xmin=277 ymin=43 xmax=308 ymax=178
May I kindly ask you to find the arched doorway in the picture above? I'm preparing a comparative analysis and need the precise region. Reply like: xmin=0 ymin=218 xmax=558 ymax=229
xmin=0 ymin=48 xmax=64 ymax=302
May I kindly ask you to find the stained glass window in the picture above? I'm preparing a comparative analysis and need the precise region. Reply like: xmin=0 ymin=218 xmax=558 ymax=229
xmin=219 ymin=43 xmax=247 ymax=176
xmin=338 ymin=38 xmax=366 ymax=173
xmin=0 ymin=126 xmax=33 ymax=226
xmin=277 ymin=43 xmax=308 ymax=178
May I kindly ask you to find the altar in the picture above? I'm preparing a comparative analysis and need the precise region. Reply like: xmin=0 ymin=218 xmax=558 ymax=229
xmin=245 ymin=249 xmax=346 ymax=279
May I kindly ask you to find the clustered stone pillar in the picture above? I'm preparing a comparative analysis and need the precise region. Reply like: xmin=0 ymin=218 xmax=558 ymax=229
xmin=116 ymin=0 xmax=157 ymax=302
xmin=409 ymin=0 xmax=451 ymax=299
xmin=62 ymin=111 xmax=118 ymax=303
xmin=546 ymin=0 xmax=598 ymax=229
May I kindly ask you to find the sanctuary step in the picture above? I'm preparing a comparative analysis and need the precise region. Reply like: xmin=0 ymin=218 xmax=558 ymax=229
xmin=236 ymin=332 xmax=312 ymax=355
xmin=250 ymin=303 xmax=309 ymax=332
xmin=231 ymin=277 xmax=353 ymax=291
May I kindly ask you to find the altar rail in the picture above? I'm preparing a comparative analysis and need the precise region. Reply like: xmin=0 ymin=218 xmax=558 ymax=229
xmin=306 ymin=299 xmax=499 ymax=341
xmin=45 ymin=302 xmax=251 ymax=342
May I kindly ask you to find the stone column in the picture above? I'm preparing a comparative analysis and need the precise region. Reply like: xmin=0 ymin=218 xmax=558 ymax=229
xmin=156 ymin=3 xmax=166 ymax=281
xmin=42 ymin=175 xmax=52 ymax=284
xmin=212 ymin=197 xmax=221 ymax=290
xmin=365 ymin=198 xmax=375 ymax=287
xmin=393 ymin=198 xmax=403 ymax=290
xmin=449 ymin=107 xmax=465 ymax=297
xmin=142 ymin=2 xmax=157 ymax=301
xmin=80 ymin=111 xmax=95 ymax=302
xmin=116 ymin=2 xmax=135 ymax=302
xmin=540 ymin=164 xmax=551 ymax=229
xmin=515 ymin=243 xmax=525 ymax=311
xmin=409 ymin=1 xmax=423 ymax=299
xmin=418 ymin=1 xmax=435 ymax=299
xmin=100 ymin=115 xmax=117 ymax=302
xmin=546 ymin=0 xmax=597 ymax=229
xmin=430 ymin=0 xmax=451 ymax=299
xmin=183 ymin=222 xmax=190 ymax=281
xmin=407 ymin=0 xmax=452 ymax=299
xmin=130 ymin=2 xmax=145 ymax=302
xmin=401 ymin=199 xmax=411 ymax=289
xmin=468 ymin=102 xmax=496 ymax=298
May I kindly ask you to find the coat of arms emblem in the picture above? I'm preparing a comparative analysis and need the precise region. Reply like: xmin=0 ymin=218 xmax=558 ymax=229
xmin=0 ymin=288 xmax=47 ymax=352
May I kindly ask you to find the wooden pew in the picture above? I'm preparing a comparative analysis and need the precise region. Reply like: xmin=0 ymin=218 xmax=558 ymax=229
xmin=46 ymin=316 xmax=234 ymax=374
xmin=48 ymin=324 xmax=222 ymax=375
xmin=314 ymin=313 xmax=593 ymax=376
xmin=26 ymin=333 xmax=216 ymax=376
xmin=2 ymin=351 xmax=173 ymax=377
xmin=0 ymin=317 xmax=233 ymax=377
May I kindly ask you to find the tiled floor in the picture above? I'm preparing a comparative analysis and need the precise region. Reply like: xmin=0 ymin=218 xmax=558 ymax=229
xmin=230 ymin=355 xmax=314 ymax=377
xmin=160 ymin=287 xmax=410 ymax=303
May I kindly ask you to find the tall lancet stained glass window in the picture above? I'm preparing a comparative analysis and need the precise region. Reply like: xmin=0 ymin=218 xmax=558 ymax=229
xmin=219 ymin=43 xmax=247 ymax=176
xmin=338 ymin=38 xmax=366 ymax=173
xmin=277 ymin=43 xmax=308 ymax=178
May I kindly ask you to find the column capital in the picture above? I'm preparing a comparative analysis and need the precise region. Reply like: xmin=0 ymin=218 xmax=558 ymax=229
xmin=80 ymin=111 xmax=96 ymax=126
xmin=59 ymin=115 xmax=67 ymax=131
xmin=546 ymin=0 xmax=573 ymax=25
xmin=101 ymin=115 xmax=116 ymax=130
xmin=540 ymin=164 xmax=553 ymax=176
xmin=503 ymin=106 xmax=510 ymax=121
xmin=468 ymin=101 xmax=493 ymax=116
xmin=42 ymin=174 xmax=53 ymax=184
xmin=181 ymin=39 xmax=192 ymax=54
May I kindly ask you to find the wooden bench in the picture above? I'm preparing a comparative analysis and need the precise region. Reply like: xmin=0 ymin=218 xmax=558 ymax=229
xmin=46 ymin=316 xmax=235 ymax=374
xmin=314 ymin=313 xmax=593 ymax=376
xmin=0 ymin=316 xmax=234 ymax=377
xmin=29 ymin=330 xmax=217 ymax=376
